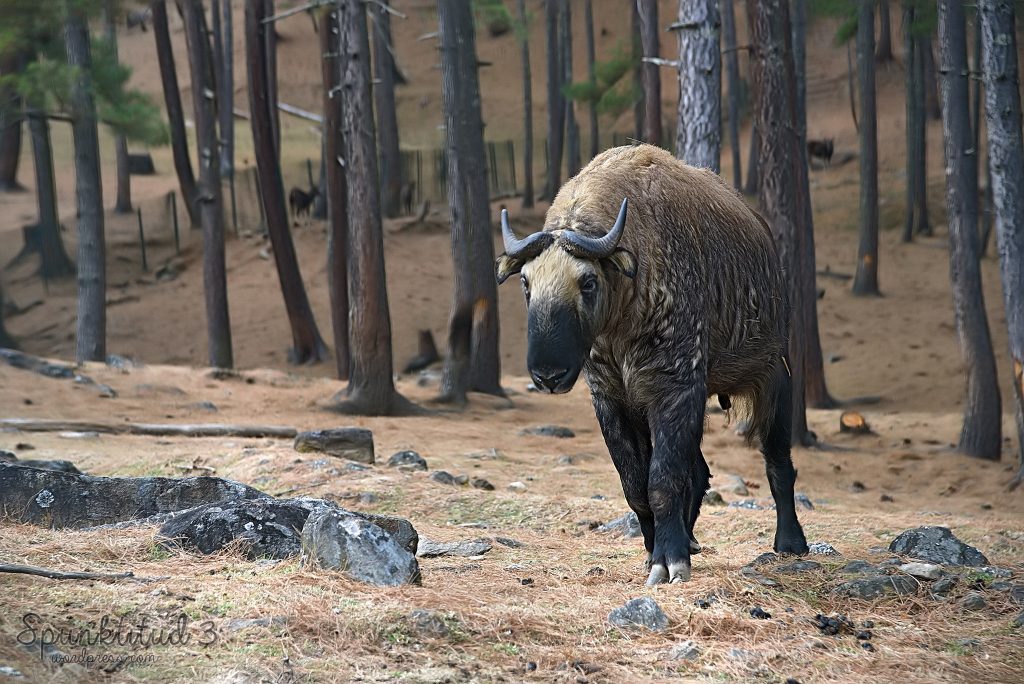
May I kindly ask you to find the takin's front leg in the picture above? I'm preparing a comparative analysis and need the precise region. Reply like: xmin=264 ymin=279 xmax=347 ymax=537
xmin=645 ymin=386 xmax=710 ymax=585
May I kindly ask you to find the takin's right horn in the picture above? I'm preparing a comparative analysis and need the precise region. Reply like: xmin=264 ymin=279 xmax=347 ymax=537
xmin=559 ymin=198 xmax=628 ymax=259
xmin=501 ymin=208 xmax=555 ymax=259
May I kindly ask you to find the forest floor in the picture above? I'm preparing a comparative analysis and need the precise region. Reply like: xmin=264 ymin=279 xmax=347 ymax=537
xmin=1 ymin=2 xmax=1024 ymax=683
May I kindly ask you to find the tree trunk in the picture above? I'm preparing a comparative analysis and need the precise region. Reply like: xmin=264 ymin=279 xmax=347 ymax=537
xmin=27 ymin=111 xmax=75 ymax=280
xmin=903 ymin=0 xmax=918 ymax=243
xmin=563 ymin=0 xmax=580 ymax=176
xmin=544 ymin=0 xmax=564 ymax=199
xmin=922 ymin=34 xmax=941 ymax=120
xmin=332 ymin=0 xmax=413 ymax=415
xmin=183 ymin=0 xmax=233 ymax=369
xmin=913 ymin=25 xmax=931 ymax=235
xmin=321 ymin=6 xmax=349 ymax=380
xmin=0 ymin=53 xmax=24 ymax=192
xmin=631 ymin=0 xmax=644 ymax=140
xmin=747 ymin=0 xmax=813 ymax=446
xmin=517 ymin=0 xmax=535 ymax=207
xmin=219 ymin=0 xmax=235 ymax=180
xmin=722 ymin=0 xmax=742 ymax=188
xmin=104 ymin=2 xmax=132 ymax=214
xmin=65 ymin=9 xmax=106 ymax=364
xmin=264 ymin=0 xmax=280 ymax=160
xmin=980 ymin=0 xmax=1024 ymax=483
xmin=584 ymin=0 xmax=598 ymax=159
xmin=852 ymin=0 xmax=880 ymax=296
xmin=152 ymin=0 xmax=199 ymax=226
xmin=674 ymin=0 xmax=720 ymax=170
xmin=792 ymin=0 xmax=835 ymax=408
xmin=0 ymin=280 xmax=15 ymax=350
xmin=373 ymin=0 xmax=402 ymax=219
xmin=876 ymin=0 xmax=893 ymax=62
xmin=638 ymin=0 xmax=662 ymax=147
xmin=246 ymin=0 xmax=327 ymax=365
xmin=438 ymin=0 xmax=504 ymax=403
xmin=744 ymin=120 xmax=760 ymax=194
xmin=938 ymin=0 xmax=1002 ymax=460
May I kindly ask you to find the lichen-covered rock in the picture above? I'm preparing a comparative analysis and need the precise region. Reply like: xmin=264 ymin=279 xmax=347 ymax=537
xmin=889 ymin=527 xmax=989 ymax=567
xmin=608 ymin=597 xmax=669 ymax=631
xmin=294 ymin=428 xmax=375 ymax=464
xmin=597 ymin=512 xmax=643 ymax=538
xmin=416 ymin=538 xmax=492 ymax=558
xmin=0 ymin=464 xmax=267 ymax=528
xmin=518 ymin=425 xmax=575 ymax=438
xmin=387 ymin=450 xmax=427 ymax=471
xmin=302 ymin=508 xmax=420 ymax=586
xmin=832 ymin=575 xmax=919 ymax=600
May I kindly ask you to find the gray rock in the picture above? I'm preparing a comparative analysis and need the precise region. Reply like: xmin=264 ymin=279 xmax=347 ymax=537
xmin=930 ymin=575 xmax=959 ymax=596
xmin=795 ymin=493 xmax=815 ymax=510
xmin=0 ymin=464 xmax=267 ymax=528
xmin=979 ymin=565 xmax=1013 ymax=578
xmin=494 ymin=536 xmax=523 ymax=548
xmin=608 ymin=597 xmax=669 ymax=632
xmin=430 ymin=471 xmax=457 ymax=486
xmin=0 ymin=450 xmax=15 ymax=462
xmin=470 ymin=477 xmax=495 ymax=491
xmin=417 ymin=537 xmax=492 ymax=558
xmin=518 ymin=425 xmax=575 ymax=438
xmin=294 ymin=428 xmax=375 ymax=464
xmin=776 ymin=560 xmax=822 ymax=574
xmin=597 ymin=512 xmax=643 ymax=538
xmin=728 ymin=499 xmax=766 ymax=510
xmin=507 ymin=481 xmax=527 ymax=492
xmin=702 ymin=489 xmax=726 ymax=506
xmin=808 ymin=542 xmax=841 ymax=556
xmin=889 ymin=526 xmax=989 ymax=567
xmin=739 ymin=565 xmax=779 ymax=586
xmin=387 ymin=450 xmax=427 ymax=471
xmin=358 ymin=512 xmax=419 ymax=555
xmin=841 ymin=560 xmax=881 ymax=575
xmin=0 ymin=666 xmax=23 ymax=678
xmin=187 ymin=401 xmax=219 ymax=413
xmin=719 ymin=474 xmax=750 ymax=496
xmin=1012 ymin=612 xmax=1024 ymax=628
xmin=407 ymin=609 xmax=450 ymax=638
xmin=158 ymin=498 xmax=321 ymax=559
xmin=749 ymin=552 xmax=779 ymax=567
xmin=953 ymin=638 xmax=980 ymax=652
xmin=666 ymin=639 xmax=701 ymax=661
xmin=832 ymin=575 xmax=919 ymax=599
xmin=900 ymin=562 xmax=942 ymax=580
xmin=1 ymin=454 xmax=81 ymax=473
xmin=301 ymin=508 xmax=420 ymax=586
xmin=959 ymin=592 xmax=987 ymax=611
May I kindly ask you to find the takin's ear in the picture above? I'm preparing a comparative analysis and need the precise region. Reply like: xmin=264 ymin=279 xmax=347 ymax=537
xmin=603 ymin=248 xmax=637 ymax=279
xmin=495 ymin=253 xmax=526 ymax=284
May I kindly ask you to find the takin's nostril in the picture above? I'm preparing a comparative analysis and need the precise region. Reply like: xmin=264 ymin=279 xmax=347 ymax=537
xmin=533 ymin=367 xmax=569 ymax=390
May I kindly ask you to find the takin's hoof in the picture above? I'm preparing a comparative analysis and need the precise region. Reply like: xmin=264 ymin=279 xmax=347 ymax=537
xmin=645 ymin=558 xmax=691 ymax=585
xmin=774 ymin=527 xmax=809 ymax=556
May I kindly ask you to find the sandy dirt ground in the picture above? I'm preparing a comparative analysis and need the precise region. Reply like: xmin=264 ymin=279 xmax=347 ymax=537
xmin=1 ymin=2 xmax=1023 ymax=683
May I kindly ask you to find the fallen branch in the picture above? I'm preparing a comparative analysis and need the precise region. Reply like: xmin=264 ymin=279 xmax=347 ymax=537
xmin=0 ymin=418 xmax=297 ymax=439
xmin=0 ymin=348 xmax=116 ymax=397
xmin=0 ymin=564 xmax=168 ymax=583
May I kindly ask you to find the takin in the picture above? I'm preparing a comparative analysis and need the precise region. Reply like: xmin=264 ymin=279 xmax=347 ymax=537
xmin=496 ymin=144 xmax=808 ymax=584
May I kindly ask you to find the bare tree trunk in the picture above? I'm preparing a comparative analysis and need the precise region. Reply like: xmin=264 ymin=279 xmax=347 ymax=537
xmin=0 ymin=53 xmax=24 ymax=192
xmin=846 ymin=40 xmax=859 ymax=131
xmin=152 ymin=0 xmax=199 ymax=226
xmin=65 ymin=9 xmax=106 ymax=364
xmin=638 ymin=0 xmax=662 ymax=146
xmin=27 ymin=111 xmax=74 ymax=280
xmin=321 ymin=6 xmax=349 ymax=380
xmin=219 ymin=0 xmax=235 ymax=180
xmin=517 ymin=0 xmax=535 ymax=207
xmin=903 ymin=0 xmax=918 ymax=243
xmin=0 ymin=280 xmax=15 ymax=350
xmin=332 ymin=0 xmax=413 ymax=415
xmin=876 ymin=0 xmax=893 ymax=62
xmin=852 ymin=0 xmax=880 ymax=296
xmin=438 ymin=0 xmax=503 ymax=403
xmin=264 ymin=0 xmax=280 ymax=160
xmin=544 ymin=0 xmax=564 ymax=199
xmin=747 ymin=0 xmax=813 ymax=446
xmin=103 ymin=2 xmax=132 ymax=214
xmin=246 ymin=0 xmax=327 ymax=365
xmin=938 ymin=0 xmax=1002 ymax=460
xmin=631 ymin=1 xmax=644 ymax=140
xmin=913 ymin=25 xmax=931 ymax=235
xmin=980 ymin=0 xmax=1024 ymax=484
xmin=922 ymin=34 xmax=941 ymax=120
xmin=744 ymin=121 xmax=760 ymax=193
xmin=373 ymin=0 xmax=402 ymax=218
xmin=584 ymin=0 xmax=598 ymax=159
xmin=183 ymin=0 xmax=233 ymax=369
xmin=674 ymin=0 xmax=720 ymax=170
xmin=722 ymin=0 xmax=742 ymax=188
xmin=563 ymin=1 xmax=580 ymax=176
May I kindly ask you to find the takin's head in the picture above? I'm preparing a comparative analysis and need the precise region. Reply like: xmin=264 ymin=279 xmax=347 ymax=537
xmin=495 ymin=199 xmax=637 ymax=394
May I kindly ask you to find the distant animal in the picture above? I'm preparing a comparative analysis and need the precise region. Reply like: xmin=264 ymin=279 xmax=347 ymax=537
xmin=495 ymin=144 xmax=808 ymax=584
xmin=126 ymin=8 xmax=151 ymax=32
xmin=288 ymin=186 xmax=318 ymax=225
xmin=807 ymin=138 xmax=834 ymax=166
xmin=400 ymin=182 xmax=416 ymax=216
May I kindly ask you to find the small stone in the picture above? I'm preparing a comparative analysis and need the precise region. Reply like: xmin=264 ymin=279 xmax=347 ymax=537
xmin=808 ymin=542 xmax=841 ymax=556
xmin=831 ymin=575 xmax=919 ymax=599
xmin=702 ymin=489 xmax=726 ymax=506
xmin=294 ymin=428 xmax=374 ymax=464
xmin=959 ymin=592 xmax=987 ymax=611
xmin=776 ymin=560 xmax=822 ymax=574
xmin=795 ymin=493 xmax=814 ymax=510
xmin=597 ymin=512 xmax=643 ymax=538
xmin=301 ymin=508 xmax=420 ymax=586
xmin=187 ymin=401 xmax=218 ymax=413
xmin=889 ymin=526 xmax=989 ymax=567
xmin=471 ymin=477 xmax=495 ymax=491
xmin=507 ymin=481 xmax=527 ymax=492
xmin=728 ymin=499 xmax=766 ymax=510
xmin=841 ymin=560 xmax=881 ymax=575
xmin=900 ymin=562 xmax=942 ymax=580
xmin=749 ymin=606 xmax=772 ymax=619
xmin=585 ymin=566 xmax=605 ymax=576
xmin=0 ymin=666 xmax=24 ymax=678
xmin=666 ymin=639 xmax=700 ymax=661
xmin=387 ymin=450 xmax=427 ymax=471
xmin=556 ymin=455 xmax=574 ymax=465
xmin=861 ymin=642 xmax=876 ymax=652
xmin=416 ymin=537 xmax=492 ymax=558
xmin=518 ymin=425 xmax=575 ymax=438
xmin=494 ymin=536 xmax=523 ymax=548
xmin=855 ymin=630 xmax=873 ymax=641
xmin=357 ymin=492 xmax=379 ymax=505
xmin=850 ymin=481 xmax=867 ymax=493
xmin=430 ymin=470 xmax=457 ymax=486
xmin=406 ymin=609 xmax=450 ymax=637
xmin=953 ymin=638 xmax=980 ymax=652
xmin=453 ymin=474 xmax=470 ymax=485
xmin=1012 ymin=612 xmax=1024 ymax=628
xmin=750 ymin=552 xmax=779 ymax=566
xmin=978 ymin=565 xmax=1013 ymax=578
xmin=930 ymin=575 xmax=959 ymax=597
xmin=880 ymin=494 xmax=895 ymax=503
xmin=608 ymin=597 xmax=668 ymax=632
xmin=719 ymin=474 xmax=749 ymax=495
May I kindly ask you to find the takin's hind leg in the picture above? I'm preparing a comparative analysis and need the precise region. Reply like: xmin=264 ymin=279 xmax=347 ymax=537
xmin=758 ymin=362 xmax=809 ymax=555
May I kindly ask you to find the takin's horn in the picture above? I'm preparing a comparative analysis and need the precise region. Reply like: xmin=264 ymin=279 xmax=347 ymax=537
xmin=559 ymin=198 xmax=628 ymax=259
xmin=501 ymin=208 xmax=555 ymax=259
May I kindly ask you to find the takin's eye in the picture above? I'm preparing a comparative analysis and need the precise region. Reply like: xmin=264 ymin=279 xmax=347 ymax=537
xmin=579 ymin=275 xmax=598 ymax=296
xmin=521 ymin=275 xmax=530 ymax=302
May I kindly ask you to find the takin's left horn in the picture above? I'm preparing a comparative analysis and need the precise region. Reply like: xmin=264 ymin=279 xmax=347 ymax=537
xmin=501 ymin=208 xmax=555 ymax=259
xmin=560 ymin=198 xmax=628 ymax=259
